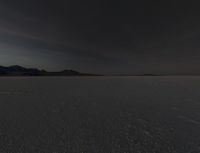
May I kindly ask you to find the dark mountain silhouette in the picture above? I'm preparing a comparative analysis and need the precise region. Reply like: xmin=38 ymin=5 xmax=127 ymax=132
xmin=0 ymin=65 xmax=99 ymax=76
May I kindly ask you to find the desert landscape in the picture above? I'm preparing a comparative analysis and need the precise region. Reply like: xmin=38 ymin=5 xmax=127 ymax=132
xmin=0 ymin=76 xmax=200 ymax=153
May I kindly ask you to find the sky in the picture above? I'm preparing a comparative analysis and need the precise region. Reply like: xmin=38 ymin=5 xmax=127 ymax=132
xmin=0 ymin=0 xmax=200 ymax=74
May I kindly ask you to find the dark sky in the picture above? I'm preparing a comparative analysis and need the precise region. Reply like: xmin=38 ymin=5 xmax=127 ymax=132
xmin=0 ymin=0 xmax=200 ymax=74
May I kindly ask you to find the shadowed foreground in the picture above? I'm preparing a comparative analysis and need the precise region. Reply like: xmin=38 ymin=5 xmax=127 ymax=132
xmin=0 ymin=77 xmax=200 ymax=153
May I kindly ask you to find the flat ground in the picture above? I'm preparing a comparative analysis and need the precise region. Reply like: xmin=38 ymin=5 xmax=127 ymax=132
xmin=0 ymin=77 xmax=200 ymax=153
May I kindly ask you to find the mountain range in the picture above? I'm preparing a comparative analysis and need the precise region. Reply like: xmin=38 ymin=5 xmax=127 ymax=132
xmin=0 ymin=65 xmax=98 ymax=76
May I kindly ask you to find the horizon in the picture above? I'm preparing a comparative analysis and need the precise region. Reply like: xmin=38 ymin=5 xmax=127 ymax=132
xmin=1 ymin=64 xmax=200 ymax=76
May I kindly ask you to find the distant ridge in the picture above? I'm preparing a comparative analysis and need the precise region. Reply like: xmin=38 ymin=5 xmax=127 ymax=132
xmin=0 ymin=65 xmax=100 ymax=76
xmin=2 ymin=66 xmax=197 ymax=77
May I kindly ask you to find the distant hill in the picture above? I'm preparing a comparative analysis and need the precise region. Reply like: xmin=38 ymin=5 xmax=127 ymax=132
xmin=0 ymin=65 xmax=99 ymax=76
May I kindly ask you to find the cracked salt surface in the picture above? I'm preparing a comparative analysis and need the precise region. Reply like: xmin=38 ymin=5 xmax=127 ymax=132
xmin=0 ymin=76 xmax=200 ymax=153
xmin=178 ymin=115 xmax=200 ymax=126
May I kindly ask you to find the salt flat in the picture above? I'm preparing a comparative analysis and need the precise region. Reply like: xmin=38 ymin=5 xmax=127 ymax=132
xmin=0 ymin=76 xmax=200 ymax=153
